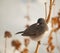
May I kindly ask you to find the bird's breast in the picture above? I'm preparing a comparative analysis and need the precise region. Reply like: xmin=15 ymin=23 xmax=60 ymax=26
xmin=30 ymin=31 xmax=48 ymax=41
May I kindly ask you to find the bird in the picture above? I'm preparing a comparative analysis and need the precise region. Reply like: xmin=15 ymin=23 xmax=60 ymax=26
xmin=16 ymin=18 xmax=48 ymax=41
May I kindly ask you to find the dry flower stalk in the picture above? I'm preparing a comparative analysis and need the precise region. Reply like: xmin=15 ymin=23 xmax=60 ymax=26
xmin=47 ymin=30 xmax=55 ymax=53
xmin=25 ymin=0 xmax=30 ymax=20
xmin=4 ymin=31 xmax=12 ymax=53
xmin=34 ymin=0 xmax=54 ymax=53
xmin=45 ymin=2 xmax=47 ymax=19
xmin=46 ymin=11 xmax=60 ymax=52
xmin=47 ymin=13 xmax=60 ymax=52
xmin=46 ymin=0 xmax=55 ymax=23
xmin=35 ymin=41 xmax=40 ymax=53
xmin=24 ymin=38 xmax=30 ymax=47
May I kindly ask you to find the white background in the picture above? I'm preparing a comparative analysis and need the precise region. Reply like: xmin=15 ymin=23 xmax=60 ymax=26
xmin=0 ymin=0 xmax=60 ymax=53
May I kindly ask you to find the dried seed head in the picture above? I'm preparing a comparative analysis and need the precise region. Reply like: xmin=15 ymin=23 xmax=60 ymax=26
xmin=11 ymin=40 xmax=21 ymax=50
xmin=51 ymin=45 xmax=55 ymax=51
xmin=22 ymin=48 xmax=29 ymax=53
xmin=4 ymin=31 xmax=12 ymax=38
xmin=48 ymin=36 xmax=53 ymax=44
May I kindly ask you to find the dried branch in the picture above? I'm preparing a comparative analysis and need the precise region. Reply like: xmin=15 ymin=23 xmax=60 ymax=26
xmin=35 ymin=41 xmax=40 ymax=53
xmin=46 ymin=0 xmax=55 ymax=23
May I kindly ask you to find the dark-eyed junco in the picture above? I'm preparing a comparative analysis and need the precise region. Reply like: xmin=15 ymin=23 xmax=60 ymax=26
xmin=16 ymin=18 xmax=48 ymax=41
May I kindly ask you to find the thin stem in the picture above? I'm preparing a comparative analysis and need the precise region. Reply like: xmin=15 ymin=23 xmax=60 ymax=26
xmin=13 ymin=49 xmax=15 ymax=53
xmin=35 ymin=41 xmax=40 ymax=53
xmin=5 ymin=38 xmax=7 ymax=53
xmin=27 ymin=1 xmax=29 ymax=17
xmin=46 ymin=0 xmax=55 ymax=23
xmin=45 ymin=2 xmax=47 ymax=19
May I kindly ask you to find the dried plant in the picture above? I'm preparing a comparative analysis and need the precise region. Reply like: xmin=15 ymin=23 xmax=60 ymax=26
xmin=35 ymin=41 xmax=40 ymax=53
xmin=35 ymin=0 xmax=55 ymax=53
xmin=4 ymin=31 xmax=12 ymax=38
xmin=46 ymin=0 xmax=55 ymax=23
xmin=11 ymin=40 xmax=21 ymax=53
xmin=21 ymin=48 xmax=29 ymax=53
xmin=51 ymin=10 xmax=60 ymax=30
xmin=49 ymin=11 xmax=60 ymax=53
xmin=46 ymin=11 xmax=60 ymax=53
xmin=24 ymin=38 xmax=30 ymax=47
xmin=47 ymin=30 xmax=55 ymax=53
xmin=4 ymin=31 xmax=12 ymax=53
xmin=51 ymin=17 xmax=58 ymax=27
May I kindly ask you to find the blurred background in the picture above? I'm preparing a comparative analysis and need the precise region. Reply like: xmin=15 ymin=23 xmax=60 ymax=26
xmin=0 ymin=0 xmax=60 ymax=53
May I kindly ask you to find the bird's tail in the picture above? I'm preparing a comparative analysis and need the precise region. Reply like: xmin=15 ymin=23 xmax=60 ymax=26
xmin=16 ymin=31 xmax=24 ymax=34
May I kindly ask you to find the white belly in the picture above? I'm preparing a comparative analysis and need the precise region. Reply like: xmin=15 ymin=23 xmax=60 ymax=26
xmin=30 ymin=31 xmax=48 ymax=41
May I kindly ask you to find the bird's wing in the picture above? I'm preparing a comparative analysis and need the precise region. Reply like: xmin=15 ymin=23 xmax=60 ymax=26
xmin=22 ymin=23 xmax=38 ymax=36
xmin=22 ymin=22 xmax=48 ymax=36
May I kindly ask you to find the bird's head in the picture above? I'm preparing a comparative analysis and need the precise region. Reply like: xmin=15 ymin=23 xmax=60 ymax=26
xmin=37 ymin=18 xmax=48 ymax=31
xmin=37 ymin=18 xmax=45 ymax=24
